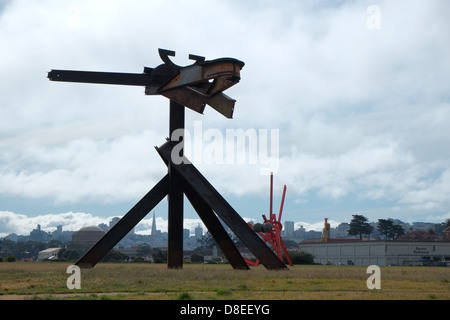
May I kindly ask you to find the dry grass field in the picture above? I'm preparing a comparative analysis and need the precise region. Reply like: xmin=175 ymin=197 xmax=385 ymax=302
xmin=0 ymin=261 xmax=449 ymax=300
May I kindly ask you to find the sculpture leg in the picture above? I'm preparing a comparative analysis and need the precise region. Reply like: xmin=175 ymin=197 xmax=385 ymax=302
xmin=167 ymin=101 xmax=185 ymax=268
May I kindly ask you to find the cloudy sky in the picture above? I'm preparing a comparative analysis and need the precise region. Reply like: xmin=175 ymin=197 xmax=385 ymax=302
xmin=1 ymin=0 xmax=449 ymax=238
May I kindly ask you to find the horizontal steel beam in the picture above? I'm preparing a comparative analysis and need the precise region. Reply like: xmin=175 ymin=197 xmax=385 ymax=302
xmin=48 ymin=70 xmax=151 ymax=86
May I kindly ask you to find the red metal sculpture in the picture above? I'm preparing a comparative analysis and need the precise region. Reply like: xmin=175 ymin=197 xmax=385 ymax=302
xmin=246 ymin=172 xmax=293 ymax=267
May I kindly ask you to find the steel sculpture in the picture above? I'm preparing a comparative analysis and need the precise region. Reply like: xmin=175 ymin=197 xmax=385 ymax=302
xmin=48 ymin=48 xmax=287 ymax=270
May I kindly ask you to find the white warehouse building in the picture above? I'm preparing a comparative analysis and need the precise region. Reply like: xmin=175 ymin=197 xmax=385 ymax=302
xmin=297 ymin=240 xmax=450 ymax=266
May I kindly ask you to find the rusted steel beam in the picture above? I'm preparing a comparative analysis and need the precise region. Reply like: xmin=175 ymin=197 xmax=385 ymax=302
xmin=161 ymin=86 xmax=208 ymax=115
xmin=159 ymin=58 xmax=243 ymax=92
xmin=167 ymin=101 xmax=185 ymax=269
xmin=47 ymin=70 xmax=150 ymax=86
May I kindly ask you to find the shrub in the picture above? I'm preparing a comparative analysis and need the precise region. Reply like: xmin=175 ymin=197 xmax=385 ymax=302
xmin=285 ymin=251 xmax=314 ymax=265
xmin=4 ymin=255 xmax=16 ymax=262
xmin=190 ymin=253 xmax=204 ymax=263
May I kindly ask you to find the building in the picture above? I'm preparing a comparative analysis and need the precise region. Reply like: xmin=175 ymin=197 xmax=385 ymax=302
xmin=442 ymin=227 xmax=450 ymax=241
xmin=37 ymin=247 xmax=61 ymax=261
xmin=151 ymin=212 xmax=157 ymax=236
xmin=195 ymin=224 xmax=203 ymax=238
xmin=109 ymin=217 xmax=120 ymax=229
xmin=297 ymin=240 xmax=450 ymax=266
xmin=72 ymin=225 xmax=105 ymax=248
xmin=183 ymin=228 xmax=190 ymax=240
xmin=284 ymin=221 xmax=295 ymax=236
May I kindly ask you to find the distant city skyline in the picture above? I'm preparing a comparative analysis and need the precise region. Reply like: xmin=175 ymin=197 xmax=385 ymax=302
xmin=2 ymin=211 xmax=444 ymax=240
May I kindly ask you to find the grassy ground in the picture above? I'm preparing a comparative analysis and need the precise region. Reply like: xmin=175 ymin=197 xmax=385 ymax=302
xmin=0 ymin=262 xmax=449 ymax=300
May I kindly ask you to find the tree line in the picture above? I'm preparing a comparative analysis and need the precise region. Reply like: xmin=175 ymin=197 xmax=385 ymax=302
xmin=347 ymin=214 xmax=450 ymax=240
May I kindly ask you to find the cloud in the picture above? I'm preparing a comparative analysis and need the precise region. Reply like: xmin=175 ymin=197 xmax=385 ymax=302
xmin=0 ymin=130 xmax=166 ymax=203
xmin=1 ymin=0 xmax=450 ymax=225
xmin=0 ymin=210 xmax=110 ymax=237
xmin=295 ymin=219 xmax=341 ymax=233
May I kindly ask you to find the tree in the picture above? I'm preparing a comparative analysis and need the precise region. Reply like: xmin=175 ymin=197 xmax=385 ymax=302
xmin=444 ymin=219 xmax=450 ymax=230
xmin=284 ymin=251 xmax=315 ymax=265
xmin=377 ymin=219 xmax=405 ymax=240
xmin=377 ymin=219 xmax=392 ymax=239
xmin=196 ymin=233 xmax=216 ymax=250
xmin=57 ymin=248 xmax=80 ymax=261
xmin=282 ymin=239 xmax=298 ymax=249
xmin=102 ymin=249 xmax=129 ymax=262
xmin=47 ymin=239 xmax=63 ymax=248
xmin=347 ymin=214 xmax=373 ymax=240
xmin=152 ymin=249 xmax=167 ymax=263
xmin=391 ymin=224 xmax=405 ymax=239
xmin=14 ymin=240 xmax=46 ymax=260
xmin=136 ymin=243 xmax=152 ymax=257
xmin=4 ymin=255 xmax=16 ymax=262
xmin=190 ymin=253 xmax=204 ymax=263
